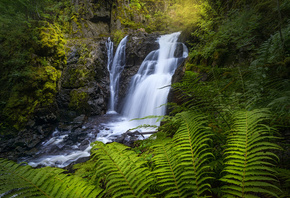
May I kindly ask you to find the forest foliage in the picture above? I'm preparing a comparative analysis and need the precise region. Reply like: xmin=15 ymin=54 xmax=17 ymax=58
xmin=0 ymin=0 xmax=290 ymax=197
xmin=0 ymin=0 xmax=70 ymax=132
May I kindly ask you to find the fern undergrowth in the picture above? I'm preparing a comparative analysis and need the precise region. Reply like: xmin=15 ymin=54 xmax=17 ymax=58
xmin=0 ymin=158 xmax=102 ymax=198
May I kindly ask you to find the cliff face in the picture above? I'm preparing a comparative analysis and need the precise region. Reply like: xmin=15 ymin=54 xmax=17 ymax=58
xmin=58 ymin=38 xmax=109 ymax=121
xmin=58 ymin=32 xmax=160 ymax=122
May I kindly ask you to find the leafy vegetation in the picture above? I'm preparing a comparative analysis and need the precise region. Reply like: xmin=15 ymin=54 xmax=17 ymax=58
xmin=0 ymin=0 xmax=289 ymax=197
xmin=0 ymin=0 xmax=72 ymax=132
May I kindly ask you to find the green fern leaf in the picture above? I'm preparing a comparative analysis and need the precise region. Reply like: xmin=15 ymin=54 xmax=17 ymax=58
xmin=220 ymin=109 xmax=282 ymax=198
xmin=174 ymin=111 xmax=214 ymax=197
xmin=152 ymin=111 xmax=213 ymax=198
xmin=0 ymin=158 xmax=102 ymax=198
xmin=91 ymin=142 xmax=154 ymax=198
xmin=151 ymin=138 xmax=183 ymax=198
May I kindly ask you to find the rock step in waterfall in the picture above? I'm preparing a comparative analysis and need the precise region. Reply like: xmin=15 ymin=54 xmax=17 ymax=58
xmin=22 ymin=32 xmax=188 ymax=167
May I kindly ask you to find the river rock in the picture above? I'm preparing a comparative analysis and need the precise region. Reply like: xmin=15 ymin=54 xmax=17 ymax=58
xmin=112 ymin=131 xmax=145 ymax=147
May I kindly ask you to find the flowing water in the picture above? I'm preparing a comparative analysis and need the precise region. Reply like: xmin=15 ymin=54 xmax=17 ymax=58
xmin=96 ymin=32 xmax=188 ymax=143
xmin=22 ymin=32 xmax=188 ymax=167
xmin=106 ymin=36 xmax=128 ymax=113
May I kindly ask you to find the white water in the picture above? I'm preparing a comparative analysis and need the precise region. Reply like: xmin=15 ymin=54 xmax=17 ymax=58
xmin=97 ymin=32 xmax=188 ymax=143
xmin=106 ymin=36 xmax=128 ymax=113
xmin=23 ymin=32 xmax=188 ymax=167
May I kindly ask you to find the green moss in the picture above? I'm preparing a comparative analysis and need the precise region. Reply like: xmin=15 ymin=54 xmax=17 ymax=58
xmin=3 ymin=65 xmax=61 ymax=130
xmin=63 ymin=67 xmax=90 ymax=88
xmin=38 ymin=23 xmax=67 ymax=69
xmin=112 ymin=30 xmax=126 ymax=44
xmin=78 ymin=44 xmax=90 ymax=64
xmin=3 ymin=91 xmax=38 ymax=130
xmin=69 ymin=89 xmax=89 ymax=113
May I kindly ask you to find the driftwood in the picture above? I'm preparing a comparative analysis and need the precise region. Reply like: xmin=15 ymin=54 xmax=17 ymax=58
xmin=124 ymin=130 xmax=158 ymax=139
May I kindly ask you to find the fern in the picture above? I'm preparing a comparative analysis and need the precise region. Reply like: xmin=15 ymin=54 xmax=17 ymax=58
xmin=90 ymin=142 xmax=154 ymax=198
xmin=0 ymin=158 xmax=102 ymax=198
xmin=220 ymin=109 xmax=281 ymax=198
xmin=173 ymin=111 xmax=214 ymax=197
xmin=151 ymin=138 xmax=182 ymax=197
xmin=152 ymin=111 xmax=213 ymax=197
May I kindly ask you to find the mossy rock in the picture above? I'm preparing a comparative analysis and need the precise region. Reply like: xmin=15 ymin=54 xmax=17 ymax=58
xmin=69 ymin=89 xmax=89 ymax=114
xmin=3 ymin=65 xmax=61 ymax=130
xmin=62 ymin=65 xmax=93 ymax=88
xmin=37 ymin=23 xmax=67 ymax=69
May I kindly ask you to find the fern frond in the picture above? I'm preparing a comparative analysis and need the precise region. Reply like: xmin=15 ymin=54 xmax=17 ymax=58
xmin=91 ymin=142 xmax=154 ymax=198
xmin=152 ymin=111 xmax=213 ymax=198
xmin=220 ymin=109 xmax=282 ymax=198
xmin=0 ymin=158 xmax=102 ymax=198
xmin=151 ymin=138 xmax=183 ymax=198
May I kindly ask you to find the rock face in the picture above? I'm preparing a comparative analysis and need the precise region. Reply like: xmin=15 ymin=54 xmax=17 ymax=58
xmin=70 ymin=0 xmax=111 ymax=38
xmin=57 ymin=38 xmax=109 ymax=123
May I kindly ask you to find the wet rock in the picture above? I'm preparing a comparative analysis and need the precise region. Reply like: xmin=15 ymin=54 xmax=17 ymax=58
xmin=64 ymin=156 xmax=91 ymax=173
xmin=67 ymin=47 xmax=79 ymax=64
xmin=26 ymin=119 xmax=35 ymax=128
xmin=66 ymin=128 xmax=88 ymax=144
xmin=73 ymin=115 xmax=86 ymax=125
xmin=113 ymin=131 xmax=145 ymax=147
xmin=34 ymin=107 xmax=57 ymax=124
xmin=58 ymin=122 xmax=72 ymax=131
xmin=167 ymin=60 xmax=186 ymax=114
xmin=80 ymin=140 xmax=90 ymax=150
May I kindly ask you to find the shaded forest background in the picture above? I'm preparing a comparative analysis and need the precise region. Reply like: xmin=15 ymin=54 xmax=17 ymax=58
xmin=0 ymin=0 xmax=289 ymax=197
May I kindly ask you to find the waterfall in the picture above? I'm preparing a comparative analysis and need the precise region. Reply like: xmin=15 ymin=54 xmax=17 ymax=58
xmin=97 ymin=32 xmax=188 ymax=142
xmin=106 ymin=36 xmax=128 ymax=113
xmin=122 ymin=32 xmax=188 ymax=125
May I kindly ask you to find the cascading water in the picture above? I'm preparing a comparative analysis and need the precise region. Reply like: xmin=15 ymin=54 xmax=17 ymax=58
xmin=21 ymin=32 xmax=188 ymax=167
xmin=97 ymin=32 xmax=188 ymax=142
xmin=106 ymin=36 xmax=128 ymax=113
xmin=122 ymin=32 xmax=187 ymax=124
